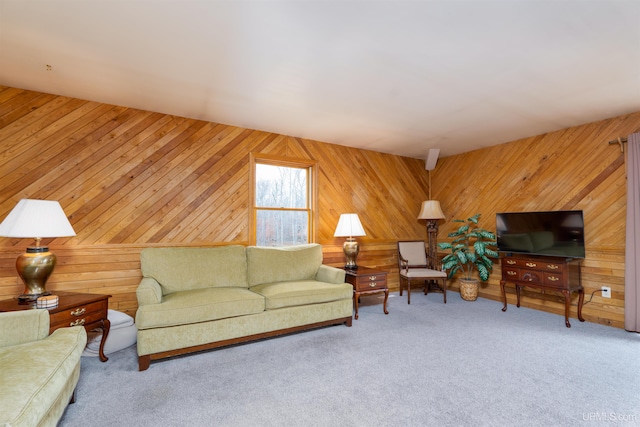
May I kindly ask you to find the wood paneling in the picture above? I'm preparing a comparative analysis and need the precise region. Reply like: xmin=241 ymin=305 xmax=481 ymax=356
xmin=433 ymin=112 xmax=640 ymax=329
xmin=0 ymin=86 xmax=428 ymax=317
xmin=1 ymin=85 xmax=637 ymax=329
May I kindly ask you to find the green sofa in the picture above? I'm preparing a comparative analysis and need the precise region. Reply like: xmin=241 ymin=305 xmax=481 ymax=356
xmin=136 ymin=243 xmax=353 ymax=370
xmin=0 ymin=310 xmax=87 ymax=427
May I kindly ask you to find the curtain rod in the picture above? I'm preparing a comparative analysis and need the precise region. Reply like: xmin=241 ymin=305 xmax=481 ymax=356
xmin=608 ymin=137 xmax=627 ymax=152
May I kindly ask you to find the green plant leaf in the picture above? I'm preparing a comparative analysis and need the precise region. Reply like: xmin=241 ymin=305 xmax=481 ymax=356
xmin=477 ymin=264 xmax=489 ymax=281
xmin=467 ymin=252 xmax=477 ymax=263
xmin=478 ymin=230 xmax=496 ymax=240
xmin=481 ymin=255 xmax=495 ymax=269
xmin=457 ymin=224 xmax=470 ymax=234
xmin=485 ymin=248 xmax=499 ymax=258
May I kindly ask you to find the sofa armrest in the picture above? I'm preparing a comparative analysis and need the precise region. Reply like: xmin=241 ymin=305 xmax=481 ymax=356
xmin=315 ymin=264 xmax=346 ymax=284
xmin=137 ymin=277 xmax=163 ymax=306
xmin=0 ymin=310 xmax=50 ymax=348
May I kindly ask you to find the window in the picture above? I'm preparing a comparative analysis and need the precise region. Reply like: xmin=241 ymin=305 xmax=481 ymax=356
xmin=250 ymin=154 xmax=317 ymax=246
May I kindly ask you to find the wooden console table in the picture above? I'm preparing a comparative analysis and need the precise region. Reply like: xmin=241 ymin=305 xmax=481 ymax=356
xmin=500 ymin=254 xmax=584 ymax=327
xmin=344 ymin=267 xmax=389 ymax=320
xmin=0 ymin=291 xmax=112 ymax=361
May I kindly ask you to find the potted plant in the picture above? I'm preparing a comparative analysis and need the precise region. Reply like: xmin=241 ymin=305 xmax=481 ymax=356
xmin=437 ymin=213 xmax=499 ymax=301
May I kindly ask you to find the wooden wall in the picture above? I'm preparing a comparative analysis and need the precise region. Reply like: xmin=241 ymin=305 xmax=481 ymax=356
xmin=433 ymin=112 xmax=640 ymax=329
xmin=1 ymin=85 xmax=637 ymax=329
xmin=0 ymin=86 xmax=430 ymax=317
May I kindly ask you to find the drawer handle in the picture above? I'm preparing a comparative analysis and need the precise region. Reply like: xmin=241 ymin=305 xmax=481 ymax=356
xmin=369 ymin=283 xmax=377 ymax=288
xmin=70 ymin=318 xmax=86 ymax=327
xmin=547 ymin=264 xmax=559 ymax=270
xmin=548 ymin=276 xmax=560 ymax=282
xmin=369 ymin=276 xmax=377 ymax=281
xmin=506 ymin=260 xmax=516 ymax=265
xmin=525 ymin=262 xmax=537 ymax=268
xmin=507 ymin=271 xmax=517 ymax=276
xmin=71 ymin=308 xmax=86 ymax=316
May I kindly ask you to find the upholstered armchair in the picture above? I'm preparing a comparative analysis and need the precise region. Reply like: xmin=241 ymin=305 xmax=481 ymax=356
xmin=0 ymin=309 xmax=86 ymax=427
xmin=397 ymin=240 xmax=447 ymax=304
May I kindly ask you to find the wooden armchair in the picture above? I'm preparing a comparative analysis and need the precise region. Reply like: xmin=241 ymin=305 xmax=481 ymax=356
xmin=397 ymin=240 xmax=447 ymax=304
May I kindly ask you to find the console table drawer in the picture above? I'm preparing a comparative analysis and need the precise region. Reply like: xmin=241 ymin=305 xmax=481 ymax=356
xmin=520 ymin=271 xmax=543 ymax=283
xmin=504 ymin=258 xmax=565 ymax=273
xmin=503 ymin=268 xmax=520 ymax=279
xmin=541 ymin=262 xmax=564 ymax=273
xmin=544 ymin=273 xmax=564 ymax=287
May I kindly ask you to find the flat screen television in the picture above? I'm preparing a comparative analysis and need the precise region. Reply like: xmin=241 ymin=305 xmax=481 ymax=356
xmin=496 ymin=210 xmax=585 ymax=259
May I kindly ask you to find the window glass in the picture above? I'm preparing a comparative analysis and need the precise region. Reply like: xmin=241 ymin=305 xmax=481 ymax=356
xmin=256 ymin=210 xmax=309 ymax=246
xmin=253 ymin=158 xmax=314 ymax=246
xmin=255 ymin=164 xmax=307 ymax=209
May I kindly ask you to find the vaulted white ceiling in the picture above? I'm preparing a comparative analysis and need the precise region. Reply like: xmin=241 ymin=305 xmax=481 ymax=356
xmin=1 ymin=0 xmax=639 ymax=160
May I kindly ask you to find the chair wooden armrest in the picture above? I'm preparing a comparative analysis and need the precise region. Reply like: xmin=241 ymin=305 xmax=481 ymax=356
xmin=399 ymin=254 xmax=408 ymax=271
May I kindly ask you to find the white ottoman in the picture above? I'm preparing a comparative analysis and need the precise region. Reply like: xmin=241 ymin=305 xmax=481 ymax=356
xmin=82 ymin=309 xmax=137 ymax=357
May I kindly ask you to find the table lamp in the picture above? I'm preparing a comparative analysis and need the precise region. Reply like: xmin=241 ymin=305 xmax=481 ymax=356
xmin=334 ymin=213 xmax=366 ymax=270
xmin=0 ymin=199 xmax=76 ymax=302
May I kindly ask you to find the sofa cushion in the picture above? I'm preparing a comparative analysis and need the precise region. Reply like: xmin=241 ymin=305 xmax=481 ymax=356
xmin=141 ymin=245 xmax=248 ymax=294
xmin=136 ymin=287 xmax=265 ymax=329
xmin=250 ymin=280 xmax=353 ymax=310
xmin=246 ymin=244 xmax=323 ymax=287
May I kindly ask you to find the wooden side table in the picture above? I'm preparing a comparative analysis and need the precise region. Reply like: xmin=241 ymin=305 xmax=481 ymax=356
xmin=0 ymin=291 xmax=112 ymax=361
xmin=344 ymin=267 xmax=389 ymax=320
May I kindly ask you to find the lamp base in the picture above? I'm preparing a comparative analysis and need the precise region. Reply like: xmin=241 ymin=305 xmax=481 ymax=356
xmin=16 ymin=246 xmax=56 ymax=302
xmin=18 ymin=291 xmax=51 ymax=303
xmin=343 ymin=238 xmax=360 ymax=270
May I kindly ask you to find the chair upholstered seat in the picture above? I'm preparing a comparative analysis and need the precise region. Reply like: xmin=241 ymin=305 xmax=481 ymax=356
xmin=403 ymin=268 xmax=447 ymax=278
xmin=397 ymin=240 xmax=447 ymax=304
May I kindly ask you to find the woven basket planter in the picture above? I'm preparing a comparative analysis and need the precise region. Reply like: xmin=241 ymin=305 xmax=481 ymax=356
xmin=459 ymin=278 xmax=479 ymax=301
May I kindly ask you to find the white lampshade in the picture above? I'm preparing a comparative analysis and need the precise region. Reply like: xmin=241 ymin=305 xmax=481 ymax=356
xmin=0 ymin=199 xmax=76 ymax=239
xmin=417 ymin=200 xmax=445 ymax=220
xmin=333 ymin=213 xmax=366 ymax=238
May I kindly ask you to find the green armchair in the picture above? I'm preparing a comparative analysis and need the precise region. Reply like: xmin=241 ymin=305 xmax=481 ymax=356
xmin=0 ymin=309 xmax=87 ymax=427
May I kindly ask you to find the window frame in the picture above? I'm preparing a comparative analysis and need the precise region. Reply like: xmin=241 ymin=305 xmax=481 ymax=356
xmin=249 ymin=153 xmax=318 ymax=246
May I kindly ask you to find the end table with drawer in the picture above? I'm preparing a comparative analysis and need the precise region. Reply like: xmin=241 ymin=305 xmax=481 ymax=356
xmin=0 ymin=291 xmax=112 ymax=361
xmin=344 ymin=267 xmax=389 ymax=320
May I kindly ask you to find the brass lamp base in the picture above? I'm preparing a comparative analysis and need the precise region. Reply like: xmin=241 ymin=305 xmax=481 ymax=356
xmin=16 ymin=246 xmax=56 ymax=302
xmin=343 ymin=238 xmax=360 ymax=270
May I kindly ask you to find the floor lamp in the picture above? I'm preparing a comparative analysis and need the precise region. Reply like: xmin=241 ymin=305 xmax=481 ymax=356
xmin=417 ymin=200 xmax=445 ymax=269
xmin=420 ymin=148 xmax=445 ymax=269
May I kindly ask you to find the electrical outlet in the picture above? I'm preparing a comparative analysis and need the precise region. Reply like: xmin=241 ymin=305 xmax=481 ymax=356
xmin=601 ymin=286 xmax=611 ymax=298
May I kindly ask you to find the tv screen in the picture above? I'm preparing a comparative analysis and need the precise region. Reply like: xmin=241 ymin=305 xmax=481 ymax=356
xmin=496 ymin=210 xmax=585 ymax=259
